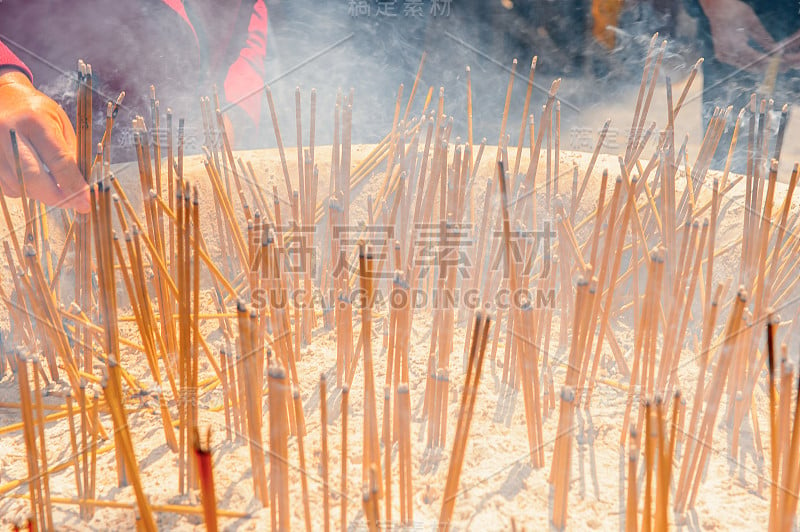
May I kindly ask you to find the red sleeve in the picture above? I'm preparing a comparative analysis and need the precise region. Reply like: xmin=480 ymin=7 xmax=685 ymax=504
xmin=0 ymin=41 xmax=33 ymax=81
xmin=222 ymin=0 xmax=267 ymax=126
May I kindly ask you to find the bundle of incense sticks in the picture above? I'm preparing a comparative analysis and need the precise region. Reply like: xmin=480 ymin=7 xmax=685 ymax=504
xmin=674 ymin=289 xmax=747 ymax=515
xmin=16 ymin=353 xmax=53 ymax=531
xmin=362 ymin=464 xmax=381 ymax=531
xmin=3 ymin=128 xmax=85 ymax=391
xmin=101 ymin=356 xmax=156 ymax=529
xmin=763 ymin=313 xmax=800 ymax=531
xmin=176 ymin=180 xmax=201 ymax=493
xmin=728 ymin=158 xmax=795 ymax=458
xmin=496 ymin=159 xmax=544 ymax=466
xmin=438 ymin=311 xmax=491 ymax=530
xmin=261 ymin=226 xmax=301 ymax=436
xmin=5 ymin=129 xmax=61 ymax=382
xmin=89 ymin=166 xmax=128 ymax=488
xmin=238 ymin=301 xmax=268 ymax=507
xmin=632 ymin=392 xmax=681 ymax=532
xmin=133 ymin=114 xmax=180 ymax=386
xmin=422 ymin=120 xmax=473 ymax=448
xmin=620 ymin=249 xmax=664 ymax=447
xmin=115 ymin=223 xmax=177 ymax=451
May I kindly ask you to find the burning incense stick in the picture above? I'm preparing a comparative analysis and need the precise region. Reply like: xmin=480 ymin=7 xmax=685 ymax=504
xmin=767 ymin=311 xmax=779 ymax=530
xmin=193 ymin=426 xmax=218 ymax=532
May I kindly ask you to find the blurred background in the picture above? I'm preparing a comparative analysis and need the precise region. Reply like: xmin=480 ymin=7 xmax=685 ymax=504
xmin=259 ymin=0 xmax=799 ymax=176
xmin=3 ymin=1 xmax=797 ymax=173
xmin=263 ymin=0 xmax=696 ymax=142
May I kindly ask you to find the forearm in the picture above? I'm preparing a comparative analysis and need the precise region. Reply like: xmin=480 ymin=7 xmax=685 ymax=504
xmin=0 ymin=41 xmax=32 ymax=81
xmin=223 ymin=0 xmax=268 ymax=126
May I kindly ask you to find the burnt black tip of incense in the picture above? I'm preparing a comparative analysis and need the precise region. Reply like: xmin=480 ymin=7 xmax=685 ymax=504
xmin=497 ymin=161 xmax=508 ymax=198
xmin=737 ymin=287 xmax=748 ymax=302
xmin=9 ymin=129 xmax=19 ymax=152
xmin=767 ymin=310 xmax=778 ymax=381
xmin=269 ymin=365 xmax=287 ymax=380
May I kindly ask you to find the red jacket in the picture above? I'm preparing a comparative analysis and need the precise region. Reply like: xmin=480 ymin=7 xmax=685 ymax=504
xmin=0 ymin=0 xmax=267 ymax=127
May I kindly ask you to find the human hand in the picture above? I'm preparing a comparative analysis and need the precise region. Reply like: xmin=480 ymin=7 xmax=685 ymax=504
xmin=0 ymin=68 xmax=90 ymax=212
xmin=699 ymin=0 xmax=777 ymax=72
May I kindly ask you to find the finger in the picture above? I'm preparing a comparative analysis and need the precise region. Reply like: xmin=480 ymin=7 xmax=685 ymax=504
xmin=18 ymin=112 xmax=90 ymax=212
xmin=0 ymin=155 xmax=22 ymax=198
xmin=0 ymin=132 xmax=68 ymax=208
xmin=53 ymin=105 xmax=78 ymax=161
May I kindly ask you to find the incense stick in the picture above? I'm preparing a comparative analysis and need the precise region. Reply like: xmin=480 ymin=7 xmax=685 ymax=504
xmin=193 ymin=426 xmax=219 ymax=532
xmin=320 ymin=374 xmax=331 ymax=532
xmin=341 ymin=384 xmax=349 ymax=531
xmin=439 ymin=311 xmax=491 ymax=530
xmin=293 ymin=388 xmax=312 ymax=532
